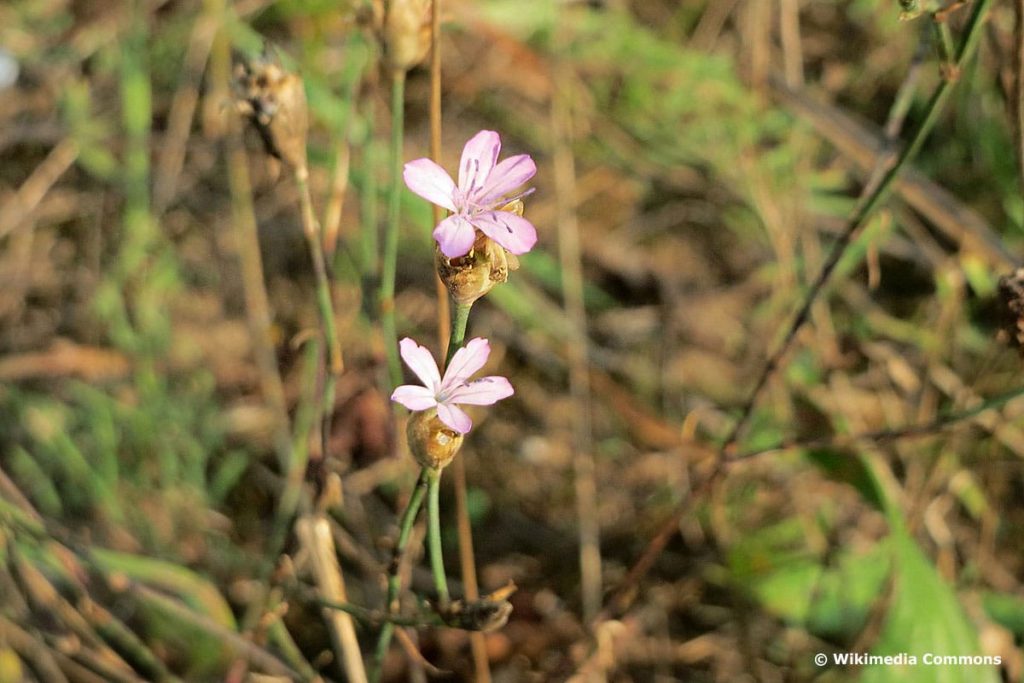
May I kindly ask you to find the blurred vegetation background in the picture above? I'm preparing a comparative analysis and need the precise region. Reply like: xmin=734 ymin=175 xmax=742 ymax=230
xmin=1 ymin=0 xmax=1023 ymax=681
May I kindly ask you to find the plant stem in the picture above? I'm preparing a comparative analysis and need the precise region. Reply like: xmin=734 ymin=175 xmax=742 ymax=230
xmin=371 ymin=470 xmax=428 ymax=682
xmin=381 ymin=71 xmax=407 ymax=387
xmin=295 ymin=169 xmax=343 ymax=462
xmin=426 ymin=467 xmax=449 ymax=607
xmin=361 ymin=90 xmax=380 ymax=280
xmin=444 ymin=302 xmax=472 ymax=366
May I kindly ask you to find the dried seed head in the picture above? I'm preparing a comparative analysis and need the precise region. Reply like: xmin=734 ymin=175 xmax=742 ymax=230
xmin=406 ymin=408 xmax=464 ymax=470
xmin=998 ymin=267 xmax=1024 ymax=353
xmin=436 ymin=582 xmax=517 ymax=632
xmin=379 ymin=0 xmax=431 ymax=73
xmin=435 ymin=200 xmax=523 ymax=305
xmin=233 ymin=53 xmax=309 ymax=172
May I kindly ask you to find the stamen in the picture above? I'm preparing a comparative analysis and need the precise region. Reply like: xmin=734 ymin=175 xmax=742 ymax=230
xmin=485 ymin=186 xmax=535 ymax=211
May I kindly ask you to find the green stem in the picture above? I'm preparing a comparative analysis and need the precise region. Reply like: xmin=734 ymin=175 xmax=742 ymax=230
xmin=296 ymin=170 xmax=344 ymax=379
xmin=381 ymin=71 xmax=407 ymax=387
xmin=296 ymin=170 xmax=343 ymax=466
xmin=361 ymin=92 xmax=379 ymax=279
xmin=426 ymin=467 xmax=449 ymax=607
xmin=444 ymin=302 xmax=473 ymax=368
xmin=371 ymin=470 xmax=428 ymax=682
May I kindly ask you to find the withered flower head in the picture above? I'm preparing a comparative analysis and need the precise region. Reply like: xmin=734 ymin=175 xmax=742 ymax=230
xmin=232 ymin=51 xmax=309 ymax=172
xmin=436 ymin=582 xmax=517 ymax=632
xmin=998 ymin=267 xmax=1024 ymax=354
xmin=406 ymin=408 xmax=464 ymax=470
xmin=379 ymin=0 xmax=431 ymax=73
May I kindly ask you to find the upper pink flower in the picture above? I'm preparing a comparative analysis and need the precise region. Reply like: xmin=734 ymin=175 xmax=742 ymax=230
xmin=391 ymin=337 xmax=514 ymax=434
xmin=403 ymin=130 xmax=538 ymax=258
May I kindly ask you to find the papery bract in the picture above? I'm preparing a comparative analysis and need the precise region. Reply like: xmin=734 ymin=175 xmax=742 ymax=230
xmin=403 ymin=130 xmax=538 ymax=258
xmin=391 ymin=337 xmax=514 ymax=433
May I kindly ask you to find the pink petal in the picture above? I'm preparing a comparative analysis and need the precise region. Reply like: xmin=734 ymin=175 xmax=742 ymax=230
xmin=391 ymin=385 xmax=438 ymax=411
xmin=398 ymin=338 xmax=442 ymax=392
xmin=403 ymin=158 xmax=457 ymax=212
xmin=437 ymin=401 xmax=473 ymax=434
xmin=441 ymin=338 xmax=491 ymax=392
xmin=472 ymin=211 xmax=538 ymax=255
xmin=458 ymin=130 xmax=501 ymax=196
xmin=475 ymin=154 xmax=536 ymax=206
xmin=433 ymin=214 xmax=477 ymax=258
xmin=446 ymin=376 xmax=514 ymax=406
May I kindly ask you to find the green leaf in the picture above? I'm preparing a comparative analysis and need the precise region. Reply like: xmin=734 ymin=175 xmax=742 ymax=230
xmin=861 ymin=532 xmax=999 ymax=683
xmin=981 ymin=592 xmax=1024 ymax=638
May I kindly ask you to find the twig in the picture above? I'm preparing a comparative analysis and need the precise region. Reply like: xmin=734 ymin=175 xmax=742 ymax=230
xmin=1015 ymin=0 xmax=1024 ymax=198
xmin=381 ymin=70 xmax=407 ymax=387
xmin=731 ymin=383 xmax=1024 ymax=462
xmin=153 ymin=7 xmax=217 ymax=214
xmin=0 ymin=137 xmax=78 ymax=240
xmin=770 ymin=77 xmax=1013 ymax=267
xmin=371 ymin=471 xmax=429 ymax=682
xmin=324 ymin=34 xmax=367 ymax=256
xmin=551 ymin=58 xmax=602 ymax=623
xmin=779 ymin=0 xmax=804 ymax=89
xmin=450 ymin=455 xmax=489 ymax=679
xmin=295 ymin=515 xmax=368 ymax=683
xmin=295 ymin=167 xmax=345 ymax=379
xmin=431 ymin=0 xmax=451 ymax=353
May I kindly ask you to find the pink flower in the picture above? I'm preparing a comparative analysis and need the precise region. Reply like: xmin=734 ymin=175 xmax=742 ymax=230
xmin=391 ymin=337 xmax=514 ymax=434
xmin=403 ymin=130 xmax=538 ymax=258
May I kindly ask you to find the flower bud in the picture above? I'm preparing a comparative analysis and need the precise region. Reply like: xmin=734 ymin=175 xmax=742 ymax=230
xmin=406 ymin=408 xmax=463 ymax=470
xmin=233 ymin=54 xmax=309 ymax=172
xmin=380 ymin=0 xmax=431 ymax=74
xmin=435 ymin=200 xmax=523 ymax=306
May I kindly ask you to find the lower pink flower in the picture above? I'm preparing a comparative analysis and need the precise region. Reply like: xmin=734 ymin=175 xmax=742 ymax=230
xmin=391 ymin=337 xmax=514 ymax=433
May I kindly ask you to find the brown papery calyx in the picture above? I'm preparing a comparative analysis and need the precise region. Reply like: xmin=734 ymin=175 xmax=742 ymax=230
xmin=406 ymin=409 xmax=464 ymax=470
xmin=435 ymin=200 xmax=523 ymax=306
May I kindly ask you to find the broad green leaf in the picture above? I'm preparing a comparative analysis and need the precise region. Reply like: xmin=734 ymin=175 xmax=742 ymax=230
xmin=861 ymin=532 xmax=999 ymax=683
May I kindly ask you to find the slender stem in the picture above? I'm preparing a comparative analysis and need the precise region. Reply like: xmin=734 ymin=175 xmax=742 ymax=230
xmin=371 ymin=471 xmax=428 ymax=682
xmin=426 ymin=467 xmax=449 ymax=606
xmin=381 ymin=71 xmax=407 ymax=387
xmin=444 ymin=302 xmax=472 ymax=367
xmin=372 ymin=302 xmax=470 ymax=680
xmin=430 ymin=0 xmax=451 ymax=354
xmin=361 ymin=90 xmax=380 ymax=280
xmin=296 ymin=169 xmax=343 ymax=463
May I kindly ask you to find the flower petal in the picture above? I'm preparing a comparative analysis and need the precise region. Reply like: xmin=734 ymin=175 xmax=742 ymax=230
xmin=458 ymin=130 xmax=501 ymax=195
xmin=472 ymin=211 xmax=538 ymax=255
xmin=446 ymin=376 xmax=514 ymax=406
xmin=433 ymin=214 xmax=478 ymax=258
xmin=475 ymin=154 xmax=536 ymax=206
xmin=441 ymin=338 xmax=491 ymax=392
xmin=403 ymin=158 xmax=457 ymax=211
xmin=391 ymin=385 xmax=438 ymax=411
xmin=398 ymin=338 xmax=442 ymax=392
xmin=437 ymin=401 xmax=473 ymax=434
